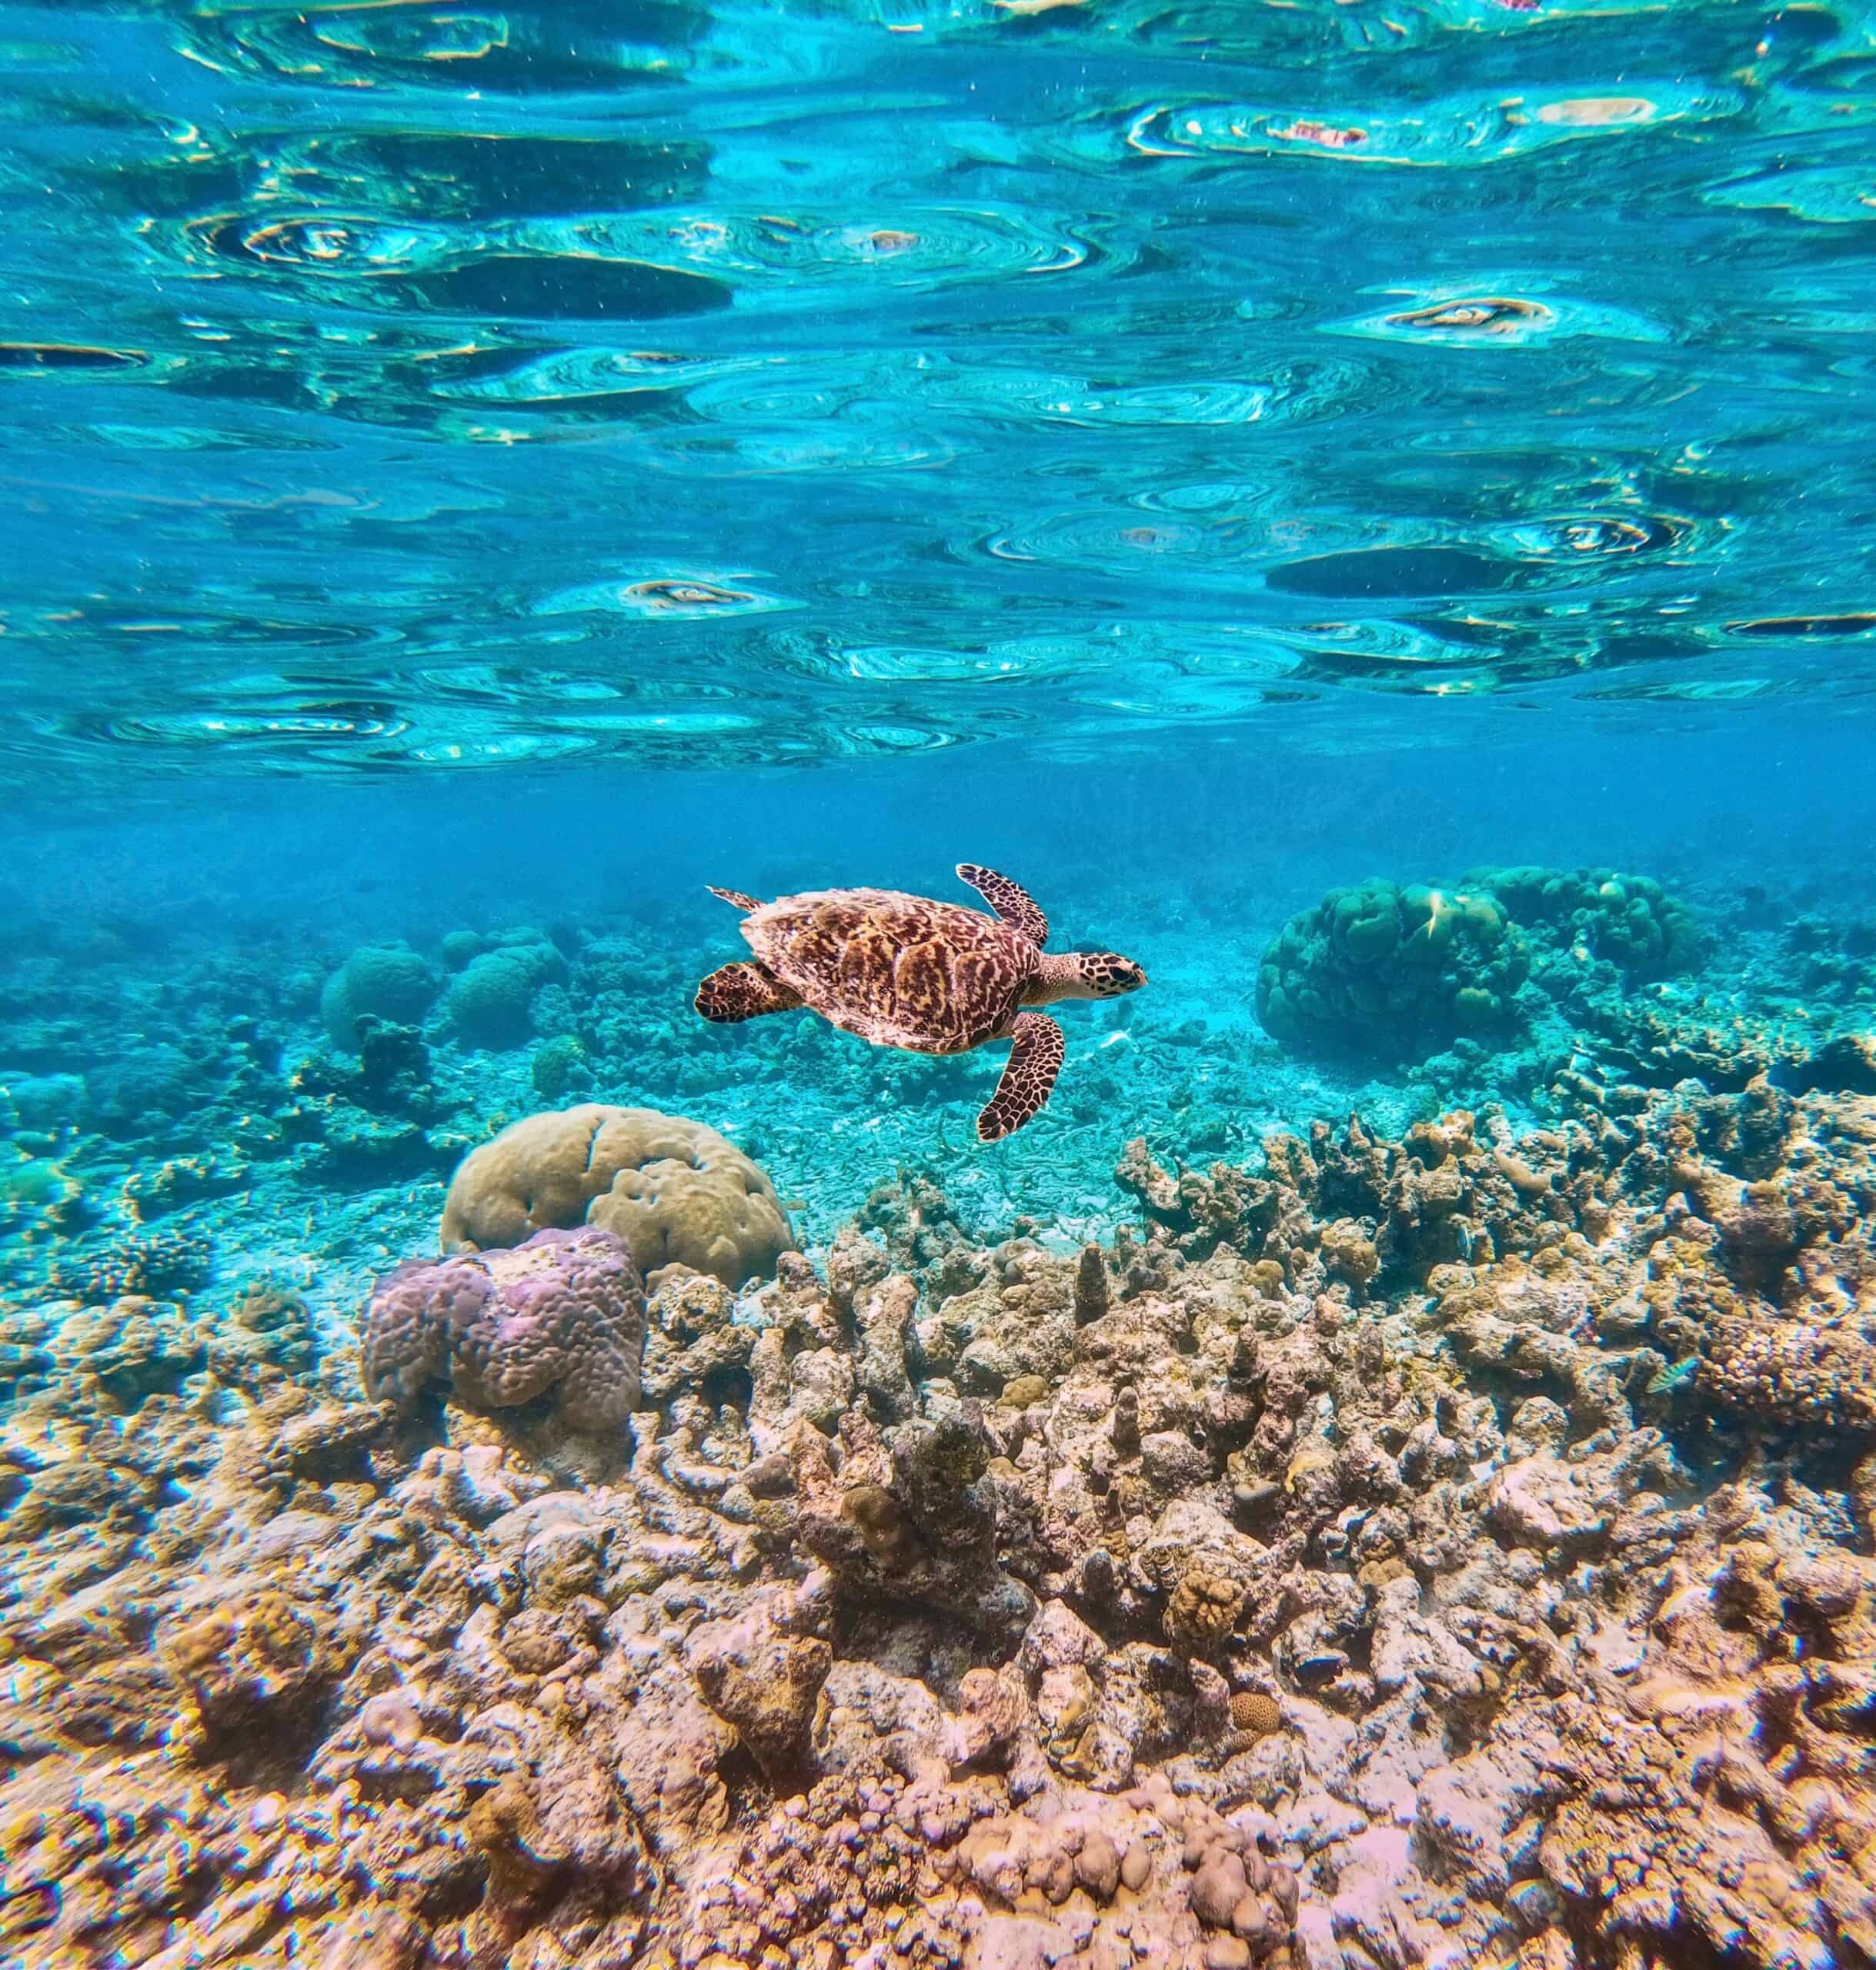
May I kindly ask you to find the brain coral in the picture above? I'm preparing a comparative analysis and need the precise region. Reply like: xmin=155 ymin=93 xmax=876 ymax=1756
xmin=440 ymin=1103 xmax=793 ymax=1291
xmin=361 ymin=1224 xmax=646 ymax=1430
xmin=1464 ymin=862 xmax=1702 ymax=978
xmin=1256 ymin=878 xmax=1530 ymax=1058
xmin=446 ymin=940 xmax=567 ymax=1050
xmin=319 ymin=942 xmax=439 ymax=1051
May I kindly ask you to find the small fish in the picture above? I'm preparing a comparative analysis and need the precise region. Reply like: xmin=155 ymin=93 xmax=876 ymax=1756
xmin=1647 ymin=1357 xmax=1700 ymax=1396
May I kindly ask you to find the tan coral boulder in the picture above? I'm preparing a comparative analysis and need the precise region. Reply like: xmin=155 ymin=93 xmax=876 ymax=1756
xmin=439 ymin=1102 xmax=793 ymax=1291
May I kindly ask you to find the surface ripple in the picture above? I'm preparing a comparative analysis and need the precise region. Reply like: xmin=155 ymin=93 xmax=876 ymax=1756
xmin=1 ymin=0 xmax=1874 ymax=783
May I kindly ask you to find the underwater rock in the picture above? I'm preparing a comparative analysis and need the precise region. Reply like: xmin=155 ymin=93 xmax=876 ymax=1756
xmin=0 ymin=1143 xmax=88 ymax=1242
xmin=440 ymin=1101 xmax=793 ymax=1290
xmin=792 ymin=1401 xmax=1036 ymax=1645
xmin=686 ymin=1588 xmax=833 ymax=1783
xmin=362 ymin=1224 xmax=647 ymax=1431
xmin=1256 ymin=877 xmax=1530 ymax=1061
xmin=210 ymin=1277 xmax=315 ymax=1391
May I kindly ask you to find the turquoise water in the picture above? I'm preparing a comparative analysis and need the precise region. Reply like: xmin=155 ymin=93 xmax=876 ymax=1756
xmin=6 ymin=0 xmax=1876 ymax=782
xmin=5 ymin=0 xmax=1875 ymax=1214
xmin=5 ymin=6 xmax=1876 ymax=1968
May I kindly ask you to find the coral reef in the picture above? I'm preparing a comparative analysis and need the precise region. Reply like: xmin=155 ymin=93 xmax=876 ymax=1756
xmin=362 ymin=1224 xmax=648 ymax=1431
xmin=7 ymin=867 xmax=1876 ymax=1970
xmin=440 ymin=1102 xmax=794 ymax=1290
xmin=1257 ymin=879 xmax=1530 ymax=1059
xmin=5 ymin=1043 xmax=1874 ymax=1968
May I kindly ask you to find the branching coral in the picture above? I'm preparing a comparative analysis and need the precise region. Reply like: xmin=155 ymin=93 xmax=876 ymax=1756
xmin=48 ymin=1219 xmax=215 ymax=1301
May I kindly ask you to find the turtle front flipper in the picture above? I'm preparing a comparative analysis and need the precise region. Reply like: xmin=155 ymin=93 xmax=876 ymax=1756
xmin=977 ymin=1012 xmax=1065 ymax=1141
xmin=956 ymin=864 xmax=1048 ymax=947
xmin=707 ymin=885 xmax=763 ymax=912
xmin=696 ymin=962 xmax=801 ymax=1023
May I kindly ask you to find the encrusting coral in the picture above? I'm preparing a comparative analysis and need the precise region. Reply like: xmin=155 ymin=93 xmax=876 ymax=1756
xmin=441 ymin=1100 xmax=794 ymax=1289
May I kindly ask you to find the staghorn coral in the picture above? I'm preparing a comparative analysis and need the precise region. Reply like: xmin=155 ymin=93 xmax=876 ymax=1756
xmin=1257 ymin=877 xmax=1530 ymax=1060
xmin=362 ymin=1224 xmax=647 ymax=1431
xmin=439 ymin=1101 xmax=793 ymax=1290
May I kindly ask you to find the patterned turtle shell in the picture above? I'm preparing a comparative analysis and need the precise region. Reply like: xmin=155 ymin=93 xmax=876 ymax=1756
xmin=740 ymin=887 xmax=1035 ymax=1053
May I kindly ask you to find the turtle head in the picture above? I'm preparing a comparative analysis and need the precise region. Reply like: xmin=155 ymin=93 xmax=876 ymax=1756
xmin=1079 ymin=952 xmax=1148 ymax=997
xmin=1033 ymin=951 xmax=1147 ymax=1003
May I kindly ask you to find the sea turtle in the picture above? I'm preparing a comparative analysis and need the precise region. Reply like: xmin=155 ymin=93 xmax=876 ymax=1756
xmin=693 ymin=864 xmax=1147 ymax=1141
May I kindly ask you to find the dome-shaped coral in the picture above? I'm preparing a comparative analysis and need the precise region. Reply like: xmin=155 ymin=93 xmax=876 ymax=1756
xmin=445 ymin=941 xmax=566 ymax=1051
xmin=1256 ymin=878 xmax=1529 ymax=1060
xmin=439 ymin=1103 xmax=793 ymax=1291
xmin=319 ymin=943 xmax=439 ymax=1052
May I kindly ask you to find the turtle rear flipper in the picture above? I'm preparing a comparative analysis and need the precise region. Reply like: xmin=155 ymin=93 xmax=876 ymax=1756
xmin=957 ymin=864 xmax=1048 ymax=947
xmin=978 ymin=1012 xmax=1064 ymax=1140
xmin=696 ymin=962 xmax=801 ymax=1023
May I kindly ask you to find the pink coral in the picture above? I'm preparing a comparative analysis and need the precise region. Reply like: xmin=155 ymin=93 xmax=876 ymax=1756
xmin=362 ymin=1226 xmax=646 ymax=1431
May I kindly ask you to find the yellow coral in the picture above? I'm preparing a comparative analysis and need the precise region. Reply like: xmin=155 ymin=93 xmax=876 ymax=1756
xmin=440 ymin=1103 xmax=793 ymax=1289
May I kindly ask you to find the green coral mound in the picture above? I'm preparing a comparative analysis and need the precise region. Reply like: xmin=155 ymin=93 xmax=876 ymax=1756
xmin=446 ymin=937 xmax=566 ymax=1050
xmin=1464 ymin=863 xmax=1702 ymax=980
xmin=319 ymin=943 xmax=439 ymax=1052
xmin=1256 ymin=879 xmax=1529 ymax=1059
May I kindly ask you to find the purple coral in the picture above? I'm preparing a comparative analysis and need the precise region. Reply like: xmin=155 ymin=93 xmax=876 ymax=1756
xmin=362 ymin=1226 xmax=646 ymax=1431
